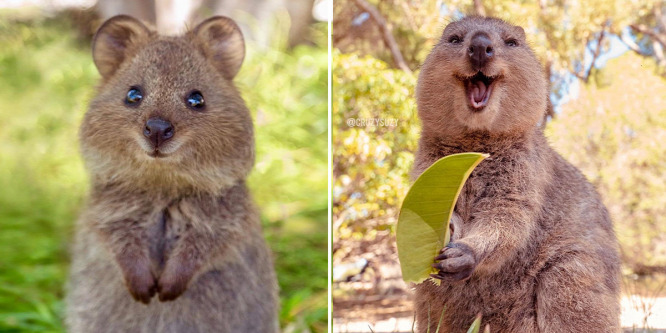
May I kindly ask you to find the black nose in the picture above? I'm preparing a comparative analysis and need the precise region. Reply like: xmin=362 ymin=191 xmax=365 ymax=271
xmin=468 ymin=33 xmax=493 ymax=70
xmin=143 ymin=117 xmax=174 ymax=148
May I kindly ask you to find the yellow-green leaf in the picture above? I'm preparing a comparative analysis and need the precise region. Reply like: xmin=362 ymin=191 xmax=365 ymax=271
xmin=466 ymin=314 xmax=482 ymax=333
xmin=397 ymin=152 xmax=487 ymax=284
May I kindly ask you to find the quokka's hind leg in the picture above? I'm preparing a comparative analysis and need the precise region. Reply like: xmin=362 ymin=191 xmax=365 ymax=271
xmin=535 ymin=253 xmax=620 ymax=333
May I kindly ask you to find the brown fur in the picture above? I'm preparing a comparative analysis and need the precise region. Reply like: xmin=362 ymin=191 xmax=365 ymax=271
xmin=411 ymin=17 xmax=620 ymax=333
xmin=66 ymin=15 xmax=278 ymax=332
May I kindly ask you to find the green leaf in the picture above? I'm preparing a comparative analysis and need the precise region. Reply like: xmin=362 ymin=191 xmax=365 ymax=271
xmin=466 ymin=314 xmax=482 ymax=333
xmin=397 ymin=152 xmax=487 ymax=284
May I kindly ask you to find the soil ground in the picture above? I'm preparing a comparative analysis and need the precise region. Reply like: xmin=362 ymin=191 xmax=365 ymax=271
xmin=333 ymin=233 xmax=666 ymax=333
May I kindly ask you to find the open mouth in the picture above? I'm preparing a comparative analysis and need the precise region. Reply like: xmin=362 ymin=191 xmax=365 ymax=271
xmin=461 ymin=72 xmax=498 ymax=110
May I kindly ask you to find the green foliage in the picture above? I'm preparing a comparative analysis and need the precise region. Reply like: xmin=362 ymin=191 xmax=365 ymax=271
xmin=0 ymin=15 xmax=92 ymax=332
xmin=334 ymin=0 xmax=445 ymax=69
xmin=0 ymin=13 xmax=327 ymax=332
xmin=378 ymin=0 xmax=446 ymax=67
xmin=244 ymin=21 xmax=328 ymax=333
xmin=242 ymin=22 xmax=328 ymax=332
xmin=461 ymin=0 xmax=639 ymax=69
xmin=332 ymin=51 xmax=419 ymax=244
xmin=333 ymin=0 xmax=666 ymax=284
xmin=397 ymin=153 xmax=486 ymax=284
xmin=334 ymin=0 xmax=665 ymax=92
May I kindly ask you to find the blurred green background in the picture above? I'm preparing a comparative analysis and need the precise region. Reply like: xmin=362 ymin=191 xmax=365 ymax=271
xmin=0 ymin=4 xmax=327 ymax=333
xmin=332 ymin=0 xmax=666 ymax=330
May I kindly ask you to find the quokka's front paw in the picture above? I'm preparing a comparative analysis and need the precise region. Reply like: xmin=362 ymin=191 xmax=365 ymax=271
xmin=157 ymin=255 xmax=196 ymax=302
xmin=117 ymin=255 xmax=157 ymax=304
xmin=430 ymin=242 xmax=477 ymax=282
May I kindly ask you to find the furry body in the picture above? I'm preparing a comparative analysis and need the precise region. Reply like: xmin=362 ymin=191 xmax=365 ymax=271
xmin=411 ymin=17 xmax=620 ymax=333
xmin=66 ymin=15 xmax=278 ymax=332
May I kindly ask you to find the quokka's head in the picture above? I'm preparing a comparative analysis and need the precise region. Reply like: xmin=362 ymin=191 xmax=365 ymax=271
xmin=81 ymin=15 xmax=254 ymax=194
xmin=417 ymin=16 xmax=547 ymax=136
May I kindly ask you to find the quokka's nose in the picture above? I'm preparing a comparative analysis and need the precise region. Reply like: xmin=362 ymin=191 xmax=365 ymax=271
xmin=468 ymin=33 xmax=493 ymax=70
xmin=144 ymin=117 xmax=174 ymax=148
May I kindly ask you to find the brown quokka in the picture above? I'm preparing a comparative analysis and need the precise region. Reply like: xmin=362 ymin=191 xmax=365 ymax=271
xmin=66 ymin=15 xmax=278 ymax=332
xmin=411 ymin=17 xmax=621 ymax=332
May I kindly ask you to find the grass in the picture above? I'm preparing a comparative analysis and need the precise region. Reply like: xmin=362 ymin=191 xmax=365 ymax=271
xmin=0 ymin=12 xmax=327 ymax=332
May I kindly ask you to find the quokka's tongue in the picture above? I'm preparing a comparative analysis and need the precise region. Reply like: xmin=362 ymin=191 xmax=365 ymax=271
xmin=471 ymin=80 xmax=487 ymax=103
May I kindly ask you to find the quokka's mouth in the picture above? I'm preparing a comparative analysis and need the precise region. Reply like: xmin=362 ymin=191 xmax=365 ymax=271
xmin=459 ymin=71 xmax=499 ymax=110
xmin=147 ymin=150 xmax=170 ymax=158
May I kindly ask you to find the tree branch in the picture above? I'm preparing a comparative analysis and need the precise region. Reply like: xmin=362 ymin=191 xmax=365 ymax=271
xmin=620 ymin=32 xmax=648 ymax=55
xmin=630 ymin=23 xmax=666 ymax=47
xmin=351 ymin=0 xmax=413 ymax=74
xmin=654 ymin=4 xmax=666 ymax=33
xmin=624 ymin=4 xmax=666 ymax=70
xmin=572 ymin=71 xmax=587 ymax=81
xmin=653 ymin=40 xmax=666 ymax=67
xmin=583 ymin=22 xmax=608 ymax=83
xmin=572 ymin=22 xmax=608 ymax=83
xmin=572 ymin=37 xmax=590 ymax=81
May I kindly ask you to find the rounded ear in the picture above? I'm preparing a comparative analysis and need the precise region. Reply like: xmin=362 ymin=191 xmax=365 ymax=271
xmin=92 ymin=15 xmax=151 ymax=79
xmin=515 ymin=26 xmax=526 ymax=40
xmin=193 ymin=16 xmax=245 ymax=80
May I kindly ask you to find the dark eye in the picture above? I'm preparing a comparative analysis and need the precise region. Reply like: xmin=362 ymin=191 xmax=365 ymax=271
xmin=126 ymin=86 xmax=143 ymax=105
xmin=505 ymin=39 xmax=518 ymax=47
xmin=449 ymin=35 xmax=462 ymax=44
xmin=186 ymin=91 xmax=205 ymax=110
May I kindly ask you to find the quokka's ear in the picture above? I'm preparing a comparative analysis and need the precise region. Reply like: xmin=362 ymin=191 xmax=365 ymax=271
xmin=92 ymin=15 xmax=151 ymax=79
xmin=193 ymin=16 xmax=245 ymax=80
xmin=515 ymin=26 xmax=526 ymax=40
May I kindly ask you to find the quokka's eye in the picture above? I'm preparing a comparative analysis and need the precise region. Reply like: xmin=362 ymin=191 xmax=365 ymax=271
xmin=125 ymin=86 xmax=143 ymax=105
xmin=449 ymin=36 xmax=462 ymax=44
xmin=505 ymin=39 xmax=518 ymax=47
xmin=186 ymin=90 xmax=205 ymax=110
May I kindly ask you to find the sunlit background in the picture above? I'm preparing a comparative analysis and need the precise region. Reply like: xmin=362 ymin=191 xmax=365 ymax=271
xmin=0 ymin=0 xmax=329 ymax=332
xmin=332 ymin=0 xmax=666 ymax=332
